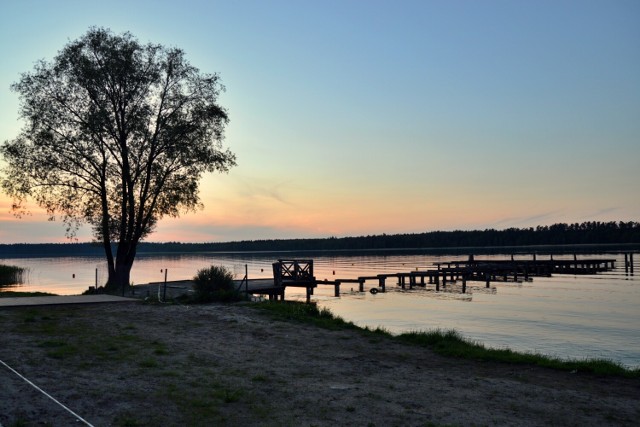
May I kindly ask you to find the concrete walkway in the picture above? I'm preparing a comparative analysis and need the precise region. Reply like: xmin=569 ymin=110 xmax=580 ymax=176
xmin=0 ymin=294 xmax=138 ymax=308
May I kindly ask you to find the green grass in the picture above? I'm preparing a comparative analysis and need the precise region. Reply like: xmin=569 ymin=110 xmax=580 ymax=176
xmin=253 ymin=300 xmax=387 ymax=335
xmin=160 ymin=374 xmax=245 ymax=425
xmin=253 ymin=301 xmax=640 ymax=378
xmin=396 ymin=329 xmax=640 ymax=377
xmin=38 ymin=339 xmax=79 ymax=359
xmin=10 ymin=307 xmax=167 ymax=365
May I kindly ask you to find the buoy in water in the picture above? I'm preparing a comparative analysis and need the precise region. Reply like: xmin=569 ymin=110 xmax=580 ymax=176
xmin=369 ymin=288 xmax=379 ymax=295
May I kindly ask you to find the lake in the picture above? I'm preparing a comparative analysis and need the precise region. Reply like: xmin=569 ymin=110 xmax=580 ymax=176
xmin=1 ymin=250 xmax=638 ymax=368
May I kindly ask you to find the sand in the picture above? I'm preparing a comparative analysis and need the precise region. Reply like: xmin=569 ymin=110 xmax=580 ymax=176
xmin=0 ymin=302 xmax=638 ymax=426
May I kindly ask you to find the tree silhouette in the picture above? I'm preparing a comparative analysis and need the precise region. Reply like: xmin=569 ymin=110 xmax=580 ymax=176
xmin=1 ymin=28 xmax=236 ymax=291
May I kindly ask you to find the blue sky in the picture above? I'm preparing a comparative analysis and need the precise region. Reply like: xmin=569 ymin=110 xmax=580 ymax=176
xmin=1 ymin=0 xmax=639 ymax=243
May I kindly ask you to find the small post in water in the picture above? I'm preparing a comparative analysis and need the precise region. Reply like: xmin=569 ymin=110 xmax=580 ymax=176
xmin=163 ymin=268 xmax=168 ymax=301
xmin=625 ymin=253 xmax=629 ymax=274
xmin=245 ymin=264 xmax=249 ymax=293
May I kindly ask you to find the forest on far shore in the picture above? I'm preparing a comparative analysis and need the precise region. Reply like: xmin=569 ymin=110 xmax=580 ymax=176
xmin=0 ymin=221 xmax=639 ymax=257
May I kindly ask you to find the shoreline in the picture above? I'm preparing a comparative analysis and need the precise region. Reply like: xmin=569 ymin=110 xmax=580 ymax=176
xmin=1 ymin=301 xmax=639 ymax=426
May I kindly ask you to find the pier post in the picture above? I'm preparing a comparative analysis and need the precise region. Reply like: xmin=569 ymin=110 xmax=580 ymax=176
xmin=334 ymin=282 xmax=340 ymax=297
xmin=378 ymin=275 xmax=386 ymax=292
xmin=631 ymin=253 xmax=635 ymax=274
xmin=163 ymin=268 xmax=168 ymax=302
xmin=359 ymin=279 xmax=365 ymax=292
xmin=435 ymin=271 xmax=440 ymax=291
xmin=462 ymin=274 xmax=467 ymax=293
xmin=625 ymin=253 xmax=629 ymax=273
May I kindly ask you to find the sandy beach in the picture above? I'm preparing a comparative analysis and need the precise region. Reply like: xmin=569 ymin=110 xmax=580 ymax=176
xmin=0 ymin=301 xmax=638 ymax=426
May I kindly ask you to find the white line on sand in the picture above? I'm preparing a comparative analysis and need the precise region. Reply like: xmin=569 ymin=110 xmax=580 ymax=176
xmin=0 ymin=358 xmax=94 ymax=426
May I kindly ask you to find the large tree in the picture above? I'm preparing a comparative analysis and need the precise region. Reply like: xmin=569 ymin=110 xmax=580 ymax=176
xmin=0 ymin=27 xmax=236 ymax=291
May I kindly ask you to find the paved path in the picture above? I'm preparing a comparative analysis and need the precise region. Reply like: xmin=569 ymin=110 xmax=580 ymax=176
xmin=0 ymin=294 xmax=138 ymax=308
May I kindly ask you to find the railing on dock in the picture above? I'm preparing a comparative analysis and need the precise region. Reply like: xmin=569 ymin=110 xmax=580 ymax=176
xmin=243 ymin=253 xmax=624 ymax=302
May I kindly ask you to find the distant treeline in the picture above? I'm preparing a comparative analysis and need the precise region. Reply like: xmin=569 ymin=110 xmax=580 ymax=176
xmin=0 ymin=221 xmax=638 ymax=257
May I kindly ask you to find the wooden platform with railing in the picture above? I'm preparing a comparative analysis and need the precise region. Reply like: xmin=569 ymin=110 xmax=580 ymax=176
xmin=243 ymin=254 xmax=625 ymax=302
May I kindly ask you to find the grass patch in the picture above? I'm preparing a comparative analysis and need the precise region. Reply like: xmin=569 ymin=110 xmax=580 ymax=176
xmin=396 ymin=329 xmax=640 ymax=378
xmin=252 ymin=301 xmax=363 ymax=331
xmin=152 ymin=340 xmax=169 ymax=355
xmin=161 ymin=375 xmax=245 ymax=424
xmin=139 ymin=357 xmax=160 ymax=368
xmin=113 ymin=413 xmax=145 ymax=427
xmin=253 ymin=301 xmax=640 ymax=378
xmin=38 ymin=338 xmax=79 ymax=359
xmin=251 ymin=374 xmax=269 ymax=383
xmin=9 ymin=307 xmax=170 ymax=365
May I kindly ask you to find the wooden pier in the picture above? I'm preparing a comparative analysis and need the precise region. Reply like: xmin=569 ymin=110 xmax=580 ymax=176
xmin=244 ymin=255 xmax=620 ymax=302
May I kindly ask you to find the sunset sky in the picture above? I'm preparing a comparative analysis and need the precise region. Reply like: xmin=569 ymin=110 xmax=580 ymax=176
xmin=1 ymin=0 xmax=639 ymax=243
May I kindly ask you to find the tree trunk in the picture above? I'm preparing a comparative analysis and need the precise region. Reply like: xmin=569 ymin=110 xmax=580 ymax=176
xmin=113 ymin=261 xmax=132 ymax=295
xmin=103 ymin=242 xmax=117 ymax=291
xmin=105 ymin=242 xmax=136 ymax=294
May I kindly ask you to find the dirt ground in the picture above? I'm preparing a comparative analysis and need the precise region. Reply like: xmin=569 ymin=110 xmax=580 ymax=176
xmin=0 ymin=301 xmax=638 ymax=426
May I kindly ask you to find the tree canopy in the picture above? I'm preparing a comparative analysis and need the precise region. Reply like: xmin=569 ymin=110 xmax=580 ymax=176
xmin=0 ymin=27 xmax=236 ymax=290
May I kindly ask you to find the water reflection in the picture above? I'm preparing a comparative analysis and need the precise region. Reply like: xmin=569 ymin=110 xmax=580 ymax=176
xmin=0 ymin=251 xmax=638 ymax=368
xmin=0 ymin=264 xmax=26 ymax=288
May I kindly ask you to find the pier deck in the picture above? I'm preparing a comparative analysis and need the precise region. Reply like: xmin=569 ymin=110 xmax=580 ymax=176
xmin=245 ymin=255 xmax=620 ymax=301
xmin=139 ymin=254 xmax=626 ymax=303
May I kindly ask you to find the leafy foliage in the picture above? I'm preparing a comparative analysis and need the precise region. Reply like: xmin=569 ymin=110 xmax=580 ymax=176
xmin=0 ymin=27 xmax=235 ymax=289
xmin=192 ymin=265 xmax=241 ymax=303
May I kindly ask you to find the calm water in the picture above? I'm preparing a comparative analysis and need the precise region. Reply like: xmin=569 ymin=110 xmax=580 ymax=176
xmin=1 ymin=251 xmax=638 ymax=368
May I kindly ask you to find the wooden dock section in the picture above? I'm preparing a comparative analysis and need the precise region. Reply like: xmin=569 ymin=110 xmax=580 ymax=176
xmin=243 ymin=255 xmax=620 ymax=302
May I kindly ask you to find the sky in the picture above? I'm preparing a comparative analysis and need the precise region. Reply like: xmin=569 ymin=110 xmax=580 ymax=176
xmin=0 ymin=0 xmax=639 ymax=243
